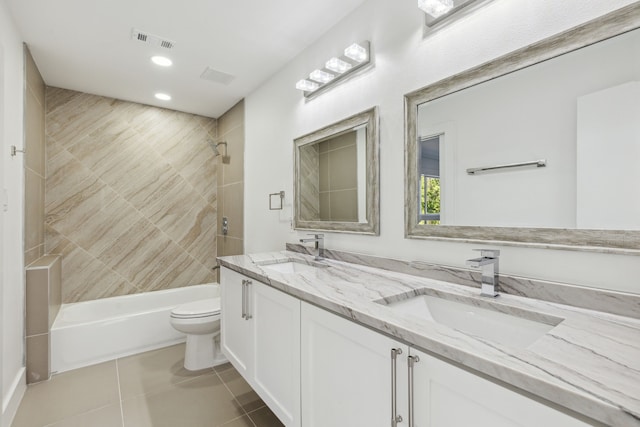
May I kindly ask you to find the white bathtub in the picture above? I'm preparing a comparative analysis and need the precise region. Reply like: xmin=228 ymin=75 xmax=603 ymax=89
xmin=51 ymin=284 xmax=218 ymax=373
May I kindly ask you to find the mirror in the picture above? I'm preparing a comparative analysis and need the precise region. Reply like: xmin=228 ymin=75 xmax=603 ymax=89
xmin=405 ymin=4 xmax=640 ymax=252
xmin=294 ymin=107 xmax=379 ymax=235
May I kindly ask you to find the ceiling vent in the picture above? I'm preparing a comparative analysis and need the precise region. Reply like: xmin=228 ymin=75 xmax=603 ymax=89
xmin=131 ymin=28 xmax=175 ymax=49
xmin=200 ymin=67 xmax=235 ymax=85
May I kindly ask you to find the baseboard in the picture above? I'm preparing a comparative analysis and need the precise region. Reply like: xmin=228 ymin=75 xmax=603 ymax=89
xmin=2 ymin=367 xmax=26 ymax=427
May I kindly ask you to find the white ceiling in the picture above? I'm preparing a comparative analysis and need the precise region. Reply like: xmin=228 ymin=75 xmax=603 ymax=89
xmin=6 ymin=0 xmax=367 ymax=118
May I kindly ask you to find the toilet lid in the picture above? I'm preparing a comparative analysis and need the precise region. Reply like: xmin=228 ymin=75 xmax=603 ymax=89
xmin=171 ymin=298 xmax=221 ymax=318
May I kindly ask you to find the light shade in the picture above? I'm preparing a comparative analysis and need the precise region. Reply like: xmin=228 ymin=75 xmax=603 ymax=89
xmin=309 ymin=69 xmax=335 ymax=84
xmin=325 ymin=57 xmax=352 ymax=74
xmin=418 ymin=0 xmax=454 ymax=18
xmin=151 ymin=56 xmax=173 ymax=67
xmin=154 ymin=93 xmax=171 ymax=101
xmin=295 ymin=79 xmax=320 ymax=92
xmin=344 ymin=43 xmax=367 ymax=63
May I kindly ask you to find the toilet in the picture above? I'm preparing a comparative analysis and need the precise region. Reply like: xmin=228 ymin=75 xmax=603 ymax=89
xmin=170 ymin=298 xmax=226 ymax=370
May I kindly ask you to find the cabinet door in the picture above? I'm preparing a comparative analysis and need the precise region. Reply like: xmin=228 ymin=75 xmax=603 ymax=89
xmin=253 ymin=282 xmax=301 ymax=427
xmin=301 ymin=302 xmax=408 ymax=427
xmin=220 ymin=267 xmax=253 ymax=376
xmin=410 ymin=347 xmax=590 ymax=427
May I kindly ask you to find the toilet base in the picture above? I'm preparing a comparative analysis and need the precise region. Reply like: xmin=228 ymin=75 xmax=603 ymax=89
xmin=184 ymin=331 xmax=226 ymax=371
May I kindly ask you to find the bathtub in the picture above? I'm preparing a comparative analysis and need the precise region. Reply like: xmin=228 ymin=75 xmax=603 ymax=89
xmin=51 ymin=284 xmax=218 ymax=373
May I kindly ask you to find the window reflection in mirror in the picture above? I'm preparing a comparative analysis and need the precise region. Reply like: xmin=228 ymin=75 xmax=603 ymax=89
xmin=418 ymin=135 xmax=441 ymax=225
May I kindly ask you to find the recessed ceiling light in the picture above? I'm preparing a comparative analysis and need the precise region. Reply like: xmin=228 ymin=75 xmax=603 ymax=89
xmin=151 ymin=56 xmax=173 ymax=67
xmin=155 ymin=93 xmax=171 ymax=101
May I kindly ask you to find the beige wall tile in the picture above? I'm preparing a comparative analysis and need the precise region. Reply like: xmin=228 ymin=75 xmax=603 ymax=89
xmin=217 ymin=100 xmax=244 ymax=137
xmin=222 ymin=183 xmax=244 ymax=239
xmin=50 ymin=255 xmax=62 ymax=327
xmin=221 ymin=236 xmax=244 ymax=257
xmin=25 ymin=169 xmax=45 ymax=252
xmin=319 ymin=152 xmax=329 ymax=192
xmin=45 ymin=88 xmax=220 ymax=302
xmin=26 ymin=334 xmax=49 ymax=384
xmin=25 ymin=89 xmax=46 ymax=176
xmin=330 ymin=189 xmax=358 ymax=222
xmin=328 ymin=145 xmax=357 ymax=191
xmin=319 ymin=192 xmax=331 ymax=221
xmin=217 ymin=186 xmax=225 ymax=226
xmin=26 ymin=269 xmax=49 ymax=336
xmin=25 ymin=47 xmax=45 ymax=107
xmin=328 ymin=130 xmax=356 ymax=151
xmin=25 ymin=245 xmax=43 ymax=267
xmin=221 ymin=126 xmax=244 ymax=185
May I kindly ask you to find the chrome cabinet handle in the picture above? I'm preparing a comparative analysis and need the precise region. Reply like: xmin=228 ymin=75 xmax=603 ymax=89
xmin=391 ymin=348 xmax=403 ymax=427
xmin=241 ymin=280 xmax=247 ymax=319
xmin=408 ymin=355 xmax=420 ymax=427
xmin=244 ymin=280 xmax=253 ymax=320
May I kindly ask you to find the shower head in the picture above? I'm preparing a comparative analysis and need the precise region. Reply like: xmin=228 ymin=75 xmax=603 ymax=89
xmin=207 ymin=140 xmax=230 ymax=164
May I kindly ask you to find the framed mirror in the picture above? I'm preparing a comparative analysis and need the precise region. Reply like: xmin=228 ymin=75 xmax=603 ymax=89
xmin=405 ymin=4 xmax=640 ymax=253
xmin=294 ymin=107 xmax=379 ymax=235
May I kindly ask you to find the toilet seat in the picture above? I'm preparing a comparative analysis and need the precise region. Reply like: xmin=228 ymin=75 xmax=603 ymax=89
xmin=171 ymin=298 xmax=221 ymax=319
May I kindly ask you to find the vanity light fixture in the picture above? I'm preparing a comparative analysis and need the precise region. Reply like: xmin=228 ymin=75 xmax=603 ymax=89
xmin=151 ymin=55 xmax=173 ymax=67
xmin=418 ymin=0 xmax=454 ymax=18
xmin=154 ymin=92 xmax=171 ymax=101
xmin=296 ymin=41 xmax=371 ymax=98
xmin=419 ymin=0 xmax=493 ymax=29
xmin=296 ymin=79 xmax=320 ymax=92
xmin=309 ymin=69 xmax=335 ymax=84
xmin=325 ymin=57 xmax=352 ymax=74
xmin=344 ymin=43 xmax=368 ymax=63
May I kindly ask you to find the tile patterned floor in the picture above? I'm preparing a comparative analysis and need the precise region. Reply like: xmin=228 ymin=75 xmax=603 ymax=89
xmin=12 ymin=344 xmax=284 ymax=427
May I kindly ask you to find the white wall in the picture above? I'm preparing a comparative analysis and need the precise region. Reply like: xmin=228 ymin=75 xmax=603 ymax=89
xmin=0 ymin=0 xmax=25 ymax=424
xmin=245 ymin=0 xmax=640 ymax=295
xmin=577 ymin=81 xmax=640 ymax=230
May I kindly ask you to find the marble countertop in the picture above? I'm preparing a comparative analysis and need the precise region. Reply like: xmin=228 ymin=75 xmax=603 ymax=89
xmin=218 ymin=251 xmax=640 ymax=426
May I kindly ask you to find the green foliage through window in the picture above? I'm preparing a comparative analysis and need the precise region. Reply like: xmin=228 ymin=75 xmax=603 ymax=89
xmin=419 ymin=175 xmax=440 ymax=225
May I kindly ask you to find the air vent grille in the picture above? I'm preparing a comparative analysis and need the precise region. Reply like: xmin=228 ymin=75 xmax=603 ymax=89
xmin=131 ymin=28 xmax=175 ymax=49
xmin=200 ymin=67 xmax=235 ymax=85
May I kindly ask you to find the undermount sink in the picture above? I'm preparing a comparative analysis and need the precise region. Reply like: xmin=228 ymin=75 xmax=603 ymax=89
xmin=258 ymin=259 xmax=327 ymax=275
xmin=383 ymin=291 xmax=562 ymax=348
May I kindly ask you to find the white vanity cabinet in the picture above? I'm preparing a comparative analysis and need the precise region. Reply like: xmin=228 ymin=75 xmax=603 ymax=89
xmin=301 ymin=302 xmax=408 ymax=426
xmin=410 ymin=347 xmax=591 ymax=427
xmin=220 ymin=267 xmax=301 ymax=427
xmin=300 ymin=301 xmax=590 ymax=427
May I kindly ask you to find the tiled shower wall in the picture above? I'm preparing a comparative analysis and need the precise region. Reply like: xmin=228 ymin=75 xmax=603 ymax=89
xmin=24 ymin=46 xmax=46 ymax=265
xmin=216 ymin=100 xmax=245 ymax=268
xmin=45 ymin=88 xmax=218 ymax=303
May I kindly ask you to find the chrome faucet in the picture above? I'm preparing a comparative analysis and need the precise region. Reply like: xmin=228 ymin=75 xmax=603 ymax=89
xmin=299 ymin=234 xmax=324 ymax=261
xmin=466 ymin=249 xmax=500 ymax=297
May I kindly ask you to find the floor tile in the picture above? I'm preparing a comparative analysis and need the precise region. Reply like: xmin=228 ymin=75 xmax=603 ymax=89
xmin=218 ymin=415 xmax=255 ymax=427
xmin=43 ymin=404 xmax=122 ymax=427
xmin=217 ymin=366 xmax=265 ymax=413
xmin=12 ymin=361 xmax=119 ymax=427
xmin=213 ymin=362 xmax=234 ymax=374
xmin=121 ymin=373 xmax=244 ymax=427
xmin=247 ymin=406 xmax=285 ymax=427
xmin=117 ymin=343 xmax=212 ymax=400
